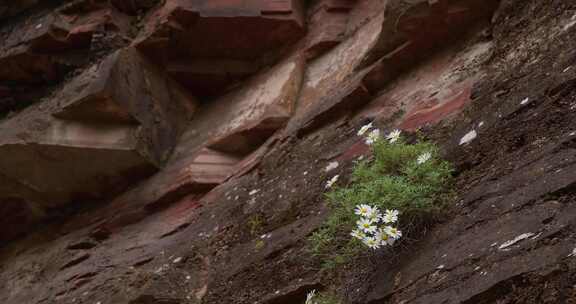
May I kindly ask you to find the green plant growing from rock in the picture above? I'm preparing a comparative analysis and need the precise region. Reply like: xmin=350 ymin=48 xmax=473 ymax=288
xmin=311 ymin=124 xmax=454 ymax=267
xmin=247 ymin=213 xmax=266 ymax=236
xmin=254 ymin=239 xmax=265 ymax=251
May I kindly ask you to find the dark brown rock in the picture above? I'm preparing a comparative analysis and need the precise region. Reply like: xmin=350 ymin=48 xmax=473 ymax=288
xmin=110 ymin=0 xmax=161 ymax=15
xmin=360 ymin=0 xmax=500 ymax=92
xmin=0 ymin=4 xmax=131 ymax=84
xmin=0 ymin=47 xmax=197 ymax=243
xmin=5 ymin=1 xmax=576 ymax=304
xmin=134 ymin=0 xmax=305 ymax=97
xmin=304 ymin=0 xmax=356 ymax=60
xmin=0 ymin=0 xmax=38 ymax=19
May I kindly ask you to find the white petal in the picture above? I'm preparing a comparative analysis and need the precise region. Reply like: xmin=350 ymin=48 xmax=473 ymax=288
xmin=459 ymin=130 xmax=477 ymax=145
xmin=325 ymin=161 xmax=339 ymax=172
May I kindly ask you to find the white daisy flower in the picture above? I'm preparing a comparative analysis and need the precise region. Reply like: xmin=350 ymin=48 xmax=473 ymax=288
xmin=365 ymin=129 xmax=381 ymax=145
xmin=375 ymin=228 xmax=394 ymax=246
xmin=357 ymin=218 xmax=377 ymax=233
xmin=350 ymin=229 xmax=366 ymax=240
xmin=305 ymin=289 xmax=316 ymax=304
xmin=355 ymin=204 xmax=373 ymax=217
xmin=386 ymin=129 xmax=402 ymax=143
xmin=357 ymin=122 xmax=374 ymax=136
xmin=417 ymin=152 xmax=432 ymax=165
xmin=325 ymin=175 xmax=339 ymax=189
xmin=362 ymin=236 xmax=381 ymax=249
xmin=366 ymin=206 xmax=382 ymax=223
xmin=382 ymin=209 xmax=399 ymax=223
xmin=384 ymin=226 xmax=402 ymax=240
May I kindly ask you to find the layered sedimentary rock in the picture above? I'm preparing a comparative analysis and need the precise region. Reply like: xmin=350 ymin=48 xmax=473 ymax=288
xmin=304 ymin=0 xmax=357 ymax=60
xmin=0 ymin=1 xmax=135 ymax=117
xmin=176 ymin=55 xmax=304 ymax=158
xmin=4 ymin=0 xmax=574 ymax=304
xmin=127 ymin=54 xmax=306 ymax=213
xmin=290 ymin=0 xmax=500 ymax=135
xmin=0 ymin=47 xmax=196 ymax=242
xmin=135 ymin=0 xmax=305 ymax=97
xmin=361 ymin=0 xmax=500 ymax=88
xmin=0 ymin=2 xmax=131 ymax=83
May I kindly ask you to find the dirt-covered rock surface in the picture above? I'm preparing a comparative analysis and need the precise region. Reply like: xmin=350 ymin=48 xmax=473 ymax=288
xmin=1 ymin=0 xmax=576 ymax=303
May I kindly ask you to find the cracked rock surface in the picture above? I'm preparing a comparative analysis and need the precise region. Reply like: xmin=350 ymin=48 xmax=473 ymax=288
xmin=1 ymin=0 xmax=576 ymax=303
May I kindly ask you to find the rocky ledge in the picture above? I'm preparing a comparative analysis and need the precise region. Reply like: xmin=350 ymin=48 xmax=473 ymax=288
xmin=1 ymin=0 xmax=576 ymax=303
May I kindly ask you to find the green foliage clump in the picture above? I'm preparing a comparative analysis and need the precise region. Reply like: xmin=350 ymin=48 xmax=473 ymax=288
xmin=309 ymin=133 xmax=453 ymax=266
xmin=247 ymin=213 xmax=266 ymax=236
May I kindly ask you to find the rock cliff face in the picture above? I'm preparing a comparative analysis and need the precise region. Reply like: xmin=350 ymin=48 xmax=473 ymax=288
xmin=1 ymin=0 xmax=576 ymax=303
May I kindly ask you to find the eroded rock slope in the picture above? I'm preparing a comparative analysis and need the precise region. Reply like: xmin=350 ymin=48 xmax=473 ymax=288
xmin=1 ymin=0 xmax=575 ymax=303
